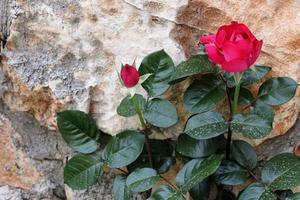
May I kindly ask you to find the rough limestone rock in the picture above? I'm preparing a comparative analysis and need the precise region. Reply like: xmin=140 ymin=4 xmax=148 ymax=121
xmin=1 ymin=0 xmax=300 ymax=199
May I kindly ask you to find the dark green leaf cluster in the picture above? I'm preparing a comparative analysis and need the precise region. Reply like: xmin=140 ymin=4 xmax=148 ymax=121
xmin=56 ymin=50 xmax=300 ymax=200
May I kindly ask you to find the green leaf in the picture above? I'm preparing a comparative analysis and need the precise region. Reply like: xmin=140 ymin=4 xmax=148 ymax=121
xmin=258 ymin=77 xmax=298 ymax=105
xmin=176 ymin=154 xmax=222 ymax=193
xmin=103 ymin=130 xmax=145 ymax=168
xmin=128 ymin=139 xmax=175 ymax=174
xmin=287 ymin=193 xmax=300 ymax=200
xmin=183 ymin=74 xmax=226 ymax=113
xmin=57 ymin=110 xmax=100 ymax=153
xmin=189 ymin=179 xmax=213 ymax=200
xmin=147 ymin=185 xmax=184 ymax=200
xmin=241 ymin=65 xmax=271 ymax=85
xmin=231 ymin=140 xmax=257 ymax=170
xmin=184 ymin=111 xmax=228 ymax=140
xmin=117 ymin=94 xmax=146 ymax=117
xmin=126 ymin=168 xmax=159 ymax=192
xmin=144 ymin=98 xmax=178 ymax=128
xmin=113 ymin=175 xmax=130 ymax=200
xmin=231 ymin=113 xmax=272 ymax=139
xmin=176 ymin=134 xmax=223 ymax=158
xmin=139 ymin=73 xmax=153 ymax=84
xmin=261 ymin=153 xmax=300 ymax=190
xmin=250 ymin=100 xmax=274 ymax=123
xmin=225 ymin=65 xmax=271 ymax=87
xmin=276 ymin=190 xmax=294 ymax=200
xmin=230 ymin=87 xmax=254 ymax=106
xmin=139 ymin=50 xmax=174 ymax=97
xmin=238 ymin=183 xmax=276 ymax=200
xmin=214 ymin=161 xmax=248 ymax=186
xmin=64 ymin=153 xmax=103 ymax=190
xmin=169 ymin=54 xmax=219 ymax=83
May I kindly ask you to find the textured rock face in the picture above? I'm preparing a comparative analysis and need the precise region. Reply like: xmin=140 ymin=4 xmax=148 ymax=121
xmin=1 ymin=0 xmax=300 ymax=199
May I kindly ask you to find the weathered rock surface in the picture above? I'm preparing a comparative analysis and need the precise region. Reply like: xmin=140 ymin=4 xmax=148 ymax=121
xmin=1 ymin=0 xmax=300 ymax=199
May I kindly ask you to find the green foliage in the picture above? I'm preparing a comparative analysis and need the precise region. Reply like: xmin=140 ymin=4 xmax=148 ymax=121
xmin=64 ymin=153 xmax=103 ymax=190
xmin=231 ymin=113 xmax=272 ymax=139
xmin=225 ymin=65 xmax=271 ymax=87
xmin=176 ymin=134 xmax=224 ymax=158
xmin=57 ymin=110 xmax=100 ymax=153
xmin=139 ymin=50 xmax=174 ymax=97
xmin=144 ymin=98 xmax=178 ymax=128
xmin=184 ymin=111 xmax=228 ymax=140
xmin=231 ymin=87 xmax=254 ymax=106
xmin=261 ymin=153 xmax=300 ymax=190
xmin=183 ymin=74 xmax=226 ymax=113
xmin=276 ymin=190 xmax=294 ymax=200
xmin=176 ymin=154 xmax=222 ymax=193
xmin=214 ymin=161 xmax=248 ymax=186
xmin=128 ymin=139 xmax=175 ymax=174
xmin=147 ymin=185 xmax=183 ymax=200
xmin=58 ymin=50 xmax=300 ymax=200
xmin=126 ymin=168 xmax=160 ymax=192
xmin=258 ymin=77 xmax=298 ymax=105
xmin=113 ymin=175 xmax=130 ymax=200
xmin=231 ymin=140 xmax=257 ymax=170
xmin=170 ymin=54 xmax=219 ymax=83
xmin=287 ymin=193 xmax=300 ymax=200
xmin=238 ymin=182 xmax=276 ymax=200
xmin=189 ymin=179 xmax=214 ymax=200
xmin=103 ymin=130 xmax=145 ymax=168
xmin=117 ymin=94 xmax=146 ymax=117
xmin=250 ymin=100 xmax=274 ymax=123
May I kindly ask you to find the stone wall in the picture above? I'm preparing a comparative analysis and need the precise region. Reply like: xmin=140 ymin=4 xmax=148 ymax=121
xmin=0 ymin=0 xmax=299 ymax=199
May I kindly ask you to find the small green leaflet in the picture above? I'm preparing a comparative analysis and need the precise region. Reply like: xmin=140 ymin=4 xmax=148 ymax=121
xmin=261 ymin=153 xmax=300 ymax=190
xmin=126 ymin=168 xmax=159 ymax=192
xmin=238 ymin=182 xmax=276 ymax=200
xmin=64 ymin=153 xmax=103 ymax=190
xmin=57 ymin=110 xmax=100 ymax=153
xmin=139 ymin=50 xmax=175 ymax=97
xmin=103 ymin=130 xmax=145 ymax=168
xmin=184 ymin=111 xmax=228 ymax=140
xmin=258 ymin=77 xmax=298 ymax=106
xmin=176 ymin=154 xmax=222 ymax=193
xmin=113 ymin=175 xmax=130 ymax=200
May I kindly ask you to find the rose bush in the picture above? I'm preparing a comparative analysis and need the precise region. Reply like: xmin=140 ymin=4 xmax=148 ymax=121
xmin=56 ymin=22 xmax=300 ymax=200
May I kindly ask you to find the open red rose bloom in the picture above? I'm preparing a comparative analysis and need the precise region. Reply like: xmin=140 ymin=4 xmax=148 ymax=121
xmin=199 ymin=21 xmax=263 ymax=72
xmin=120 ymin=64 xmax=140 ymax=88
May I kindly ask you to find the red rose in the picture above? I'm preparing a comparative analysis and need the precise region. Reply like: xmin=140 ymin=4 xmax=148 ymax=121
xmin=199 ymin=21 xmax=263 ymax=72
xmin=120 ymin=64 xmax=140 ymax=88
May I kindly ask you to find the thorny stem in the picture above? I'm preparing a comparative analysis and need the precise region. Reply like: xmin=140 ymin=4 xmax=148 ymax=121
xmin=159 ymin=175 xmax=178 ymax=191
xmin=249 ymin=170 xmax=260 ymax=183
xmin=132 ymin=95 xmax=154 ymax=168
xmin=117 ymin=168 xmax=128 ymax=175
xmin=232 ymin=79 xmax=241 ymax=114
xmin=225 ymin=73 xmax=241 ymax=159
xmin=218 ymin=74 xmax=234 ymax=160
xmin=132 ymin=95 xmax=154 ymax=198
xmin=132 ymin=96 xmax=147 ymax=129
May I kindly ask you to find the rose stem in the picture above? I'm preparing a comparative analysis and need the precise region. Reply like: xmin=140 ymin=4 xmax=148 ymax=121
xmin=132 ymin=95 xmax=154 ymax=168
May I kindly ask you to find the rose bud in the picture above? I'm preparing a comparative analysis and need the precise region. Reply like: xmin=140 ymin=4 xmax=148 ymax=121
xmin=294 ymin=141 xmax=300 ymax=157
xmin=199 ymin=21 xmax=263 ymax=73
xmin=120 ymin=64 xmax=140 ymax=88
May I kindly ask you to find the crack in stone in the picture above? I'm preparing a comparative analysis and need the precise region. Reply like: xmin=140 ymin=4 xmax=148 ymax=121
xmin=122 ymin=0 xmax=202 ymax=31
